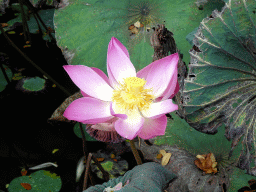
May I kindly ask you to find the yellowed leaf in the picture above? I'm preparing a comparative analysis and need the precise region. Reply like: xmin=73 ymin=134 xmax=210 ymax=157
xmin=52 ymin=149 xmax=59 ymax=154
xmin=156 ymin=153 xmax=163 ymax=159
xmin=134 ymin=21 xmax=141 ymax=28
xmin=161 ymin=153 xmax=172 ymax=166
xmin=159 ymin=150 xmax=166 ymax=156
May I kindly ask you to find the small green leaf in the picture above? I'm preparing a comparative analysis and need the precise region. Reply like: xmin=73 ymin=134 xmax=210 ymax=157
xmin=8 ymin=170 xmax=61 ymax=192
xmin=22 ymin=77 xmax=45 ymax=91
xmin=73 ymin=122 xmax=98 ymax=141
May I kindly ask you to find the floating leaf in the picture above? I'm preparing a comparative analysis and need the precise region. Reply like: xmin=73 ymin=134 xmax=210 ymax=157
xmin=49 ymin=91 xmax=83 ymax=122
xmin=151 ymin=112 xmax=246 ymax=191
xmin=8 ymin=170 xmax=61 ymax=192
xmin=178 ymin=0 xmax=256 ymax=173
xmin=22 ymin=77 xmax=45 ymax=91
xmin=54 ymin=0 xmax=225 ymax=71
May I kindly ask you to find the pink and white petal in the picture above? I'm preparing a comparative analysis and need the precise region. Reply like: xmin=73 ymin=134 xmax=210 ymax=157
xmin=110 ymin=102 xmax=127 ymax=120
xmin=143 ymin=53 xmax=179 ymax=98
xmin=90 ymin=117 xmax=118 ymax=131
xmin=136 ymin=60 xmax=154 ymax=80
xmin=91 ymin=67 xmax=111 ymax=87
xmin=168 ymin=81 xmax=180 ymax=99
xmin=138 ymin=115 xmax=167 ymax=139
xmin=141 ymin=99 xmax=178 ymax=119
xmin=114 ymin=109 xmax=144 ymax=140
xmin=110 ymin=37 xmax=130 ymax=58
xmin=107 ymin=37 xmax=136 ymax=88
xmin=160 ymin=68 xmax=178 ymax=100
xmin=63 ymin=65 xmax=113 ymax=101
xmin=63 ymin=97 xmax=112 ymax=123
xmin=81 ymin=90 xmax=91 ymax=97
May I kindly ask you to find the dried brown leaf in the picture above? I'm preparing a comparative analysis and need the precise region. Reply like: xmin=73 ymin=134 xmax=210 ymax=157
xmin=194 ymin=153 xmax=218 ymax=174
xmin=48 ymin=91 xmax=83 ymax=122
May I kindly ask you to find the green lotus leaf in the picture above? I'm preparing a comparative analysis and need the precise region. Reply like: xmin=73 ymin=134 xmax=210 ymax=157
xmin=178 ymin=0 xmax=256 ymax=173
xmin=54 ymin=0 xmax=225 ymax=72
xmin=8 ymin=170 xmax=61 ymax=192
xmin=22 ymin=76 xmax=45 ymax=91
xmin=73 ymin=122 xmax=97 ymax=141
xmin=154 ymin=112 xmax=242 ymax=168
xmin=153 ymin=112 xmax=256 ymax=191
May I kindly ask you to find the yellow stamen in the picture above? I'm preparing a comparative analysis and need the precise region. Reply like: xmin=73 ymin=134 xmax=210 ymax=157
xmin=112 ymin=77 xmax=154 ymax=113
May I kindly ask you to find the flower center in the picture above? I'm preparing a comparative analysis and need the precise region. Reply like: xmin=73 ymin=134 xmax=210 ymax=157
xmin=112 ymin=77 xmax=154 ymax=113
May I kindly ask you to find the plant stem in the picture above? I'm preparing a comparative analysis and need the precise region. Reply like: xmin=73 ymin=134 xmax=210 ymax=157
xmin=79 ymin=123 xmax=109 ymax=182
xmin=79 ymin=123 xmax=95 ymax=187
xmin=83 ymin=153 xmax=93 ymax=190
xmin=128 ymin=139 xmax=142 ymax=165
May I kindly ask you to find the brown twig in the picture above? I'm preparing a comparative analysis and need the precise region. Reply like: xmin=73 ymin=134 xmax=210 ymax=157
xmin=91 ymin=155 xmax=109 ymax=181
xmin=79 ymin=123 xmax=95 ymax=187
xmin=83 ymin=153 xmax=93 ymax=190
xmin=79 ymin=123 xmax=109 ymax=184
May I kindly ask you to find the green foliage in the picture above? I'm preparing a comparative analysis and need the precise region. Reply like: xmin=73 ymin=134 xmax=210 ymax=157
xmin=86 ymin=162 xmax=176 ymax=192
xmin=54 ymin=0 xmax=225 ymax=72
xmin=179 ymin=0 xmax=256 ymax=173
xmin=22 ymin=77 xmax=45 ymax=91
xmin=8 ymin=170 xmax=61 ymax=192
xmin=154 ymin=112 xmax=256 ymax=191
xmin=155 ymin=112 xmax=241 ymax=163
xmin=2 ymin=5 xmax=55 ymax=41
xmin=91 ymin=150 xmax=128 ymax=180
xmin=73 ymin=122 xmax=97 ymax=141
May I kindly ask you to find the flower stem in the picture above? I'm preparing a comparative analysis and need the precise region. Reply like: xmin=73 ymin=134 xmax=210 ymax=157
xmin=128 ymin=139 xmax=142 ymax=165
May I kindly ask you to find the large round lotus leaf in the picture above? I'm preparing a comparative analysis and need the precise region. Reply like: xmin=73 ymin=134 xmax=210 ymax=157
xmin=54 ymin=0 xmax=225 ymax=72
xmin=178 ymin=0 xmax=256 ymax=173
xmin=152 ymin=113 xmax=256 ymax=191
xmin=8 ymin=170 xmax=61 ymax=192
xmin=154 ymin=112 xmax=242 ymax=168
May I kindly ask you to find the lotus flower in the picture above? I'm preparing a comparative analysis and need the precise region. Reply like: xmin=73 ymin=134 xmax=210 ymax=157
xmin=63 ymin=37 xmax=179 ymax=140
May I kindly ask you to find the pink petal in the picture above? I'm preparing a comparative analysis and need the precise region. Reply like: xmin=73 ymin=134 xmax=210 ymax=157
xmin=138 ymin=115 xmax=167 ymax=139
xmin=161 ymin=67 xmax=179 ymax=100
xmin=63 ymin=65 xmax=113 ymax=101
xmin=169 ymin=81 xmax=180 ymax=99
xmin=107 ymin=37 xmax=136 ymax=88
xmin=80 ymin=90 xmax=90 ymax=97
xmin=86 ymin=117 xmax=126 ymax=143
xmin=137 ymin=53 xmax=179 ymax=98
xmin=91 ymin=67 xmax=111 ymax=86
xmin=110 ymin=102 xmax=127 ymax=120
xmin=114 ymin=109 xmax=144 ymax=140
xmin=141 ymin=99 xmax=178 ymax=119
xmin=63 ymin=97 xmax=113 ymax=124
